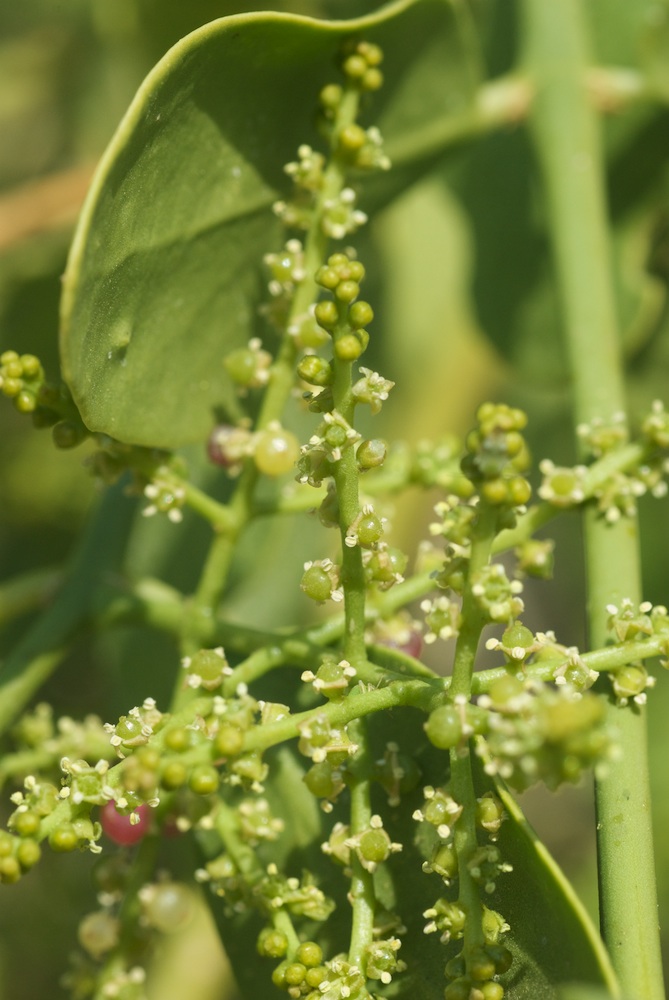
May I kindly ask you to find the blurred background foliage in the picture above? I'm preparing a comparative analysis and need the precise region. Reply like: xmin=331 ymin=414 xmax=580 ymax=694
xmin=0 ymin=0 xmax=668 ymax=996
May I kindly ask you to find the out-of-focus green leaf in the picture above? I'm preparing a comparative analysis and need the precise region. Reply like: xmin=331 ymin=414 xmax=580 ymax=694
xmin=61 ymin=0 xmax=482 ymax=448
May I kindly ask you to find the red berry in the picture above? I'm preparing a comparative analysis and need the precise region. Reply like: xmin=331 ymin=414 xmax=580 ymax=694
xmin=100 ymin=802 xmax=151 ymax=845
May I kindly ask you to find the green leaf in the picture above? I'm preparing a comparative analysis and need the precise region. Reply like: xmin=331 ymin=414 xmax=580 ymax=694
xmin=60 ymin=0 xmax=481 ymax=448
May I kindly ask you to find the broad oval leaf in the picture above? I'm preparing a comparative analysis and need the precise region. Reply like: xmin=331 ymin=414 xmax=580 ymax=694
xmin=60 ymin=0 xmax=481 ymax=448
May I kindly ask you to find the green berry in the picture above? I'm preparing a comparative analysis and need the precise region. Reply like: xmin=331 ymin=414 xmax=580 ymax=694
xmin=0 ymin=856 xmax=21 ymax=883
xmin=305 ymin=966 xmax=327 ymax=987
xmin=214 ymin=723 xmax=245 ymax=757
xmin=346 ymin=260 xmax=365 ymax=282
xmin=320 ymin=83 xmax=342 ymax=109
xmin=296 ymin=942 xmax=323 ymax=968
xmin=49 ymin=824 xmax=79 ymax=852
xmin=164 ymin=727 xmax=191 ymax=752
xmin=338 ymin=124 xmax=366 ymax=153
xmin=356 ymin=512 xmax=383 ymax=547
xmin=12 ymin=810 xmax=41 ymax=838
xmin=271 ymin=961 xmax=289 ymax=988
xmin=254 ymin=428 xmax=300 ymax=476
xmin=304 ymin=761 xmax=336 ymax=798
xmin=425 ymin=704 xmax=462 ymax=749
xmin=334 ymin=280 xmax=359 ymax=303
xmin=297 ymin=356 xmax=332 ymax=387
xmin=362 ymin=67 xmax=384 ymax=91
xmin=334 ymin=333 xmax=363 ymax=361
xmin=161 ymin=761 xmax=188 ymax=789
xmin=343 ymin=54 xmax=367 ymax=79
xmin=257 ymin=928 xmax=288 ymax=958
xmin=16 ymin=839 xmax=41 ymax=870
xmin=315 ymin=266 xmax=340 ymax=290
xmin=301 ymin=564 xmax=332 ymax=602
xmin=284 ymin=963 xmax=307 ymax=986
xmin=469 ymin=946 xmax=496 ymax=981
xmin=502 ymin=621 xmax=534 ymax=650
xmin=314 ymin=300 xmax=339 ymax=330
xmin=188 ymin=649 xmax=226 ymax=687
xmin=2 ymin=377 xmax=21 ymax=397
xmin=20 ymin=354 xmax=41 ymax=377
xmin=480 ymin=983 xmax=505 ymax=1000
xmin=16 ymin=390 xmax=36 ymax=414
xmin=444 ymin=977 xmax=472 ymax=1000
xmin=357 ymin=438 xmax=386 ymax=469
xmin=52 ymin=420 xmax=86 ymax=449
xmin=358 ymin=827 xmax=391 ymax=864
xmin=224 ymin=348 xmax=258 ymax=385
xmin=507 ymin=476 xmax=531 ymax=505
xmin=349 ymin=300 xmax=374 ymax=328
xmin=188 ymin=764 xmax=220 ymax=795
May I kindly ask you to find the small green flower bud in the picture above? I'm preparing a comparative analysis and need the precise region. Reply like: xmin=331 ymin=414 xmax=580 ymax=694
xmin=316 ymin=265 xmax=341 ymax=290
xmin=338 ymin=124 xmax=366 ymax=153
xmin=224 ymin=347 xmax=258 ymax=385
xmin=188 ymin=648 xmax=228 ymax=688
xmin=425 ymin=704 xmax=462 ymax=749
xmin=16 ymin=390 xmax=36 ymax=414
xmin=362 ymin=67 xmax=384 ymax=90
xmin=188 ymin=764 xmax=220 ymax=795
xmin=502 ymin=621 xmax=534 ymax=650
xmin=480 ymin=983 xmax=505 ymax=1000
xmin=12 ymin=810 xmax=41 ymax=838
xmin=296 ymin=942 xmax=323 ymax=968
xmin=0 ymin=856 xmax=21 ymax=883
xmin=271 ymin=961 xmax=289 ymax=988
xmin=297 ymin=356 xmax=332 ymax=386
xmin=444 ymin=977 xmax=472 ymax=1000
xmin=257 ymin=928 xmax=288 ymax=958
xmin=49 ymin=823 xmax=79 ymax=852
xmin=356 ymin=512 xmax=383 ymax=547
xmin=2 ymin=377 xmax=21 ymax=398
xmin=300 ymin=564 xmax=333 ymax=603
xmin=320 ymin=83 xmax=342 ymax=110
xmin=314 ymin=300 xmax=339 ymax=330
xmin=214 ymin=723 xmax=245 ymax=757
xmin=164 ymin=727 xmax=191 ymax=752
xmin=469 ymin=946 xmax=496 ymax=981
xmin=334 ymin=280 xmax=359 ymax=304
xmin=16 ymin=838 xmax=41 ymax=870
xmin=348 ymin=300 xmax=374 ymax=328
xmin=305 ymin=966 xmax=327 ymax=987
xmin=304 ymin=761 xmax=336 ymax=798
xmin=161 ymin=761 xmax=188 ymax=789
xmin=357 ymin=438 xmax=386 ymax=469
xmin=284 ymin=963 xmax=307 ymax=986
xmin=343 ymin=53 xmax=367 ymax=79
xmin=358 ymin=827 xmax=391 ymax=864
xmin=334 ymin=333 xmax=363 ymax=361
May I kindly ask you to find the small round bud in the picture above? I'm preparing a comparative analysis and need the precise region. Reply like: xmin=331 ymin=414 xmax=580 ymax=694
xmin=296 ymin=941 xmax=323 ymax=968
xmin=356 ymin=512 xmax=383 ymax=547
xmin=52 ymin=420 xmax=86 ymax=449
xmin=314 ymin=300 xmax=339 ymax=330
xmin=343 ymin=54 xmax=367 ymax=79
xmin=188 ymin=648 xmax=227 ymax=688
xmin=297 ymin=356 xmax=332 ymax=387
xmin=257 ymin=928 xmax=288 ymax=958
xmin=425 ymin=704 xmax=462 ymax=749
xmin=161 ymin=761 xmax=188 ymax=789
xmin=12 ymin=810 xmax=41 ymax=838
xmin=320 ymin=83 xmax=342 ymax=109
xmin=316 ymin=266 xmax=341 ymax=290
xmin=357 ymin=438 xmax=386 ymax=469
xmin=284 ymin=963 xmax=307 ymax=986
xmin=348 ymin=300 xmax=374 ymax=328
xmin=16 ymin=390 xmax=36 ymax=414
xmin=188 ymin=764 xmax=220 ymax=796
xmin=304 ymin=761 xmax=336 ymax=798
xmin=214 ymin=724 xmax=245 ymax=757
xmin=0 ymin=856 xmax=21 ymax=883
xmin=358 ymin=827 xmax=391 ymax=864
xmin=300 ymin=565 xmax=332 ymax=602
xmin=339 ymin=124 xmax=366 ymax=153
xmin=16 ymin=838 xmax=41 ymax=870
xmin=143 ymin=882 xmax=194 ymax=933
xmin=49 ymin=823 xmax=79 ymax=852
xmin=362 ymin=67 xmax=384 ymax=91
xmin=334 ymin=280 xmax=359 ymax=304
xmin=306 ymin=967 xmax=327 ymax=987
xmin=335 ymin=334 xmax=363 ymax=361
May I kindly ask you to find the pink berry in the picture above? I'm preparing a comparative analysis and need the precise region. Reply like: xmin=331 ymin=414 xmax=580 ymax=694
xmin=100 ymin=802 xmax=151 ymax=845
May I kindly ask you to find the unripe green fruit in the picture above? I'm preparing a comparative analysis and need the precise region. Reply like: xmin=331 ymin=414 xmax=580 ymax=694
xmin=327 ymin=252 xmax=350 ymax=268
xmin=444 ymin=978 xmax=471 ymax=1000
xmin=334 ymin=280 xmax=359 ymax=304
xmin=346 ymin=260 xmax=365 ymax=282
xmin=188 ymin=649 xmax=226 ymax=686
xmin=271 ymin=961 xmax=289 ymax=988
xmin=314 ymin=300 xmax=339 ymax=330
xmin=358 ymin=828 xmax=391 ymax=863
xmin=305 ymin=966 xmax=327 ymax=987
xmin=430 ymin=843 xmax=458 ymax=878
xmin=480 ymin=983 xmax=505 ymax=1000
xmin=257 ymin=928 xmax=288 ymax=958
xmin=20 ymin=354 xmax=41 ymax=377
xmin=284 ymin=963 xmax=307 ymax=986
xmin=164 ymin=727 xmax=191 ymax=752
xmin=296 ymin=941 xmax=323 ymax=968
xmin=2 ymin=377 xmax=21 ymax=397
xmin=161 ymin=761 xmax=188 ymax=789
xmin=16 ymin=390 xmax=36 ymax=414
xmin=486 ymin=944 xmax=513 ymax=974
xmin=343 ymin=53 xmax=367 ymax=78
xmin=297 ymin=356 xmax=332 ymax=387
xmin=254 ymin=428 xmax=300 ymax=476
xmin=214 ymin=724 xmax=245 ymax=757
xmin=502 ymin=621 xmax=534 ymax=650
xmin=316 ymin=266 xmax=341 ymax=290
xmin=339 ymin=124 xmax=366 ymax=153
xmin=357 ymin=438 xmax=386 ymax=469
xmin=144 ymin=882 xmax=194 ymax=933
xmin=0 ymin=856 xmax=21 ymax=883
xmin=356 ymin=512 xmax=383 ymax=547
xmin=335 ymin=334 xmax=363 ymax=361
xmin=304 ymin=761 xmax=336 ymax=798
xmin=507 ymin=476 xmax=531 ymax=505
xmin=362 ymin=68 xmax=384 ymax=91
xmin=4 ymin=360 xmax=22 ymax=378
xmin=13 ymin=810 xmax=41 ymax=838
xmin=348 ymin=300 xmax=374 ymax=328
xmin=301 ymin=565 xmax=332 ymax=602
xmin=224 ymin=348 xmax=257 ymax=385
xmin=49 ymin=824 xmax=79 ymax=852
xmin=188 ymin=764 xmax=220 ymax=796
xmin=425 ymin=704 xmax=462 ymax=749
xmin=320 ymin=83 xmax=342 ymax=109
xmin=469 ymin=947 xmax=496 ymax=981
xmin=16 ymin=838 xmax=41 ymax=870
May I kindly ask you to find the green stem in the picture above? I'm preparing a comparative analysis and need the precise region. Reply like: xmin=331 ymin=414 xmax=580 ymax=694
xmin=0 ymin=567 xmax=62 ymax=628
xmin=346 ymin=717 xmax=375 ymax=970
xmin=522 ymin=2 xmax=664 ymax=995
xmin=449 ymin=503 xmax=498 ymax=959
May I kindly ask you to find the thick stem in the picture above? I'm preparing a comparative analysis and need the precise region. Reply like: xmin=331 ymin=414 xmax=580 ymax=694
xmin=522 ymin=1 xmax=664 ymax=995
